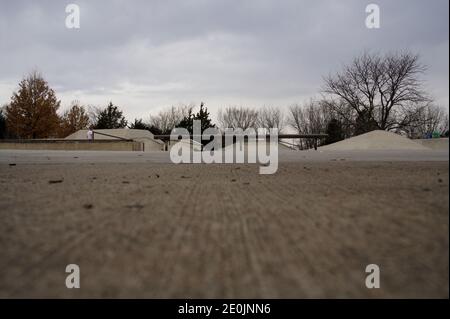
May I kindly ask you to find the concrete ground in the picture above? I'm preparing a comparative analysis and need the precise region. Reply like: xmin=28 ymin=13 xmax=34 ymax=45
xmin=0 ymin=149 xmax=448 ymax=164
xmin=0 ymin=149 xmax=448 ymax=298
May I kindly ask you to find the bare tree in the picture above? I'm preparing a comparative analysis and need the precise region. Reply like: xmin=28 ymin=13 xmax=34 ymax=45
xmin=441 ymin=114 xmax=450 ymax=137
xmin=288 ymin=100 xmax=327 ymax=133
xmin=404 ymin=104 xmax=449 ymax=138
xmin=217 ymin=106 xmax=259 ymax=130
xmin=287 ymin=100 xmax=329 ymax=149
xmin=323 ymin=51 xmax=432 ymax=133
xmin=258 ymin=106 xmax=285 ymax=132
xmin=87 ymin=105 xmax=102 ymax=127
xmin=320 ymin=98 xmax=358 ymax=135
xmin=148 ymin=104 xmax=193 ymax=134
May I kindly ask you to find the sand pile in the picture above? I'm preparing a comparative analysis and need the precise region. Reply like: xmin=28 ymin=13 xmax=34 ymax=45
xmin=320 ymin=130 xmax=429 ymax=151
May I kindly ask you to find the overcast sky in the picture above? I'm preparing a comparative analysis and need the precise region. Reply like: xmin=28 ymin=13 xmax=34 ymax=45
xmin=0 ymin=0 xmax=448 ymax=121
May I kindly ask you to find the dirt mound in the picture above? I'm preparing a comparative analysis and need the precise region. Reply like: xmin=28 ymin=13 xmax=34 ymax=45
xmin=320 ymin=130 xmax=429 ymax=151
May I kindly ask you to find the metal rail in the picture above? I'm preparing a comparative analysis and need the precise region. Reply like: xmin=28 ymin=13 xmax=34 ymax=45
xmin=153 ymin=134 xmax=328 ymax=140
xmin=92 ymin=131 xmax=133 ymax=141
xmin=153 ymin=133 xmax=328 ymax=150
xmin=0 ymin=139 xmax=132 ymax=143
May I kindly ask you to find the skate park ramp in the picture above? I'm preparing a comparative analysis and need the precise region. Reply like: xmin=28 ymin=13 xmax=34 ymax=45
xmin=65 ymin=129 xmax=165 ymax=151
xmin=319 ymin=130 xmax=429 ymax=151
xmin=414 ymin=138 xmax=449 ymax=150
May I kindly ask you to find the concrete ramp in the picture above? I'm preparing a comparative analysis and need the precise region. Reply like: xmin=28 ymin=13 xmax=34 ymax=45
xmin=66 ymin=129 xmax=165 ymax=151
xmin=413 ymin=138 xmax=449 ymax=151
xmin=320 ymin=130 xmax=429 ymax=151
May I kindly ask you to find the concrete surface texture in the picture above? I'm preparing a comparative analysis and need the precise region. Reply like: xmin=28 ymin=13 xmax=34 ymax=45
xmin=319 ymin=130 xmax=429 ymax=151
xmin=222 ymin=140 xmax=292 ymax=153
xmin=0 ymin=149 xmax=448 ymax=298
xmin=0 ymin=140 xmax=143 ymax=152
xmin=168 ymin=139 xmax=203 ymax=152
xmin=413 ymin=138 xmax=449 ymax=150
xmin=0 ymin=149 xmax=448 ymax=164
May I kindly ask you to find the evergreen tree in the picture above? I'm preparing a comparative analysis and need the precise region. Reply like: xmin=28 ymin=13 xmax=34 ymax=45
xmin=177 ymin=102 xmax=215 ymax=134
xmin=195 ymin=102 xmax=214 ymax=132
xmin=324 ymin=118 xmax=344 ymax=145
xmin=129 ymin=118 xmax=163 ymax=135
xmin=0 ymin=108 xmax=6 ymax=139
xmin=354 ymin=109 xmax=379 ymax=136
xmin=177 ymin=108 xmax=195 ymax=133
xmin=94 ymin=102 xmax=127 ymax=129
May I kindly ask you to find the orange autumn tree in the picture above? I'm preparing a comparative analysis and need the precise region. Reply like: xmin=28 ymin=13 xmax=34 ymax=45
xmin=6 ymin=72 xmax=61 ymax=138
xmin=59 ymin=101 xmax=90 ymax=137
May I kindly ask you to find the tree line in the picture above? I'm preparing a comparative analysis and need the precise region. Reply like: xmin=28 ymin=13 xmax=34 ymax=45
xmin=1 ymin=52 xmax=448 ymax=148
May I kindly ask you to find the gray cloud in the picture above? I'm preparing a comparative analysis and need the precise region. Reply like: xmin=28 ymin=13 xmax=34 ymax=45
xmin=0 ymin=0 xmax=448 ymax=120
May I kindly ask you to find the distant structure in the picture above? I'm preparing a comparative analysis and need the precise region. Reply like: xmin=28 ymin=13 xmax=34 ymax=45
xmin=65 ymin=129 xmax=165 ymax=151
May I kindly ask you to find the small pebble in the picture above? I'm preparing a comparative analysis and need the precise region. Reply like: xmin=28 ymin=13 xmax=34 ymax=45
xmin=48 ymin=179 xmax=63 ymax=184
